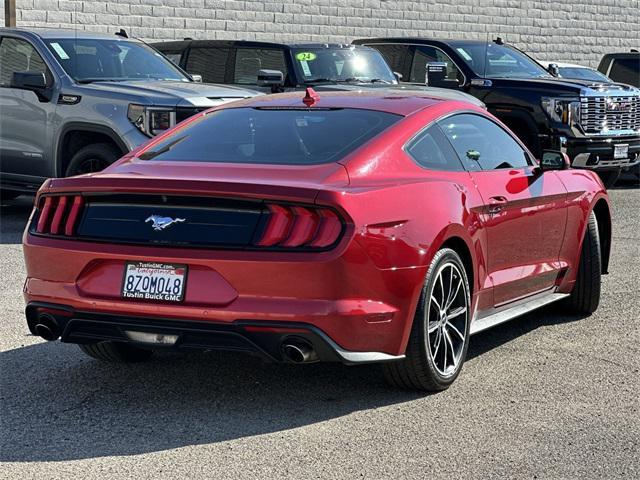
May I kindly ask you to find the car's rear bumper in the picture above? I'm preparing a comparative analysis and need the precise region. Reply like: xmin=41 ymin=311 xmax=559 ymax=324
xmin=23 ymin=234 xmax=427 ymax=359
xmin=25 ymin=302 xmax=405 ymax=364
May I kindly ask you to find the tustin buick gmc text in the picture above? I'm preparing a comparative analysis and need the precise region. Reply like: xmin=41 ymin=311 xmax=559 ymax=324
xmin=23 ymin=89 xmax=611 ymax=391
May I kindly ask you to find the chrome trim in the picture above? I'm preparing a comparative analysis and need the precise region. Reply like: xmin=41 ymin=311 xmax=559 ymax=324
xmin=470 ymin=291 xmax=569 ymax=335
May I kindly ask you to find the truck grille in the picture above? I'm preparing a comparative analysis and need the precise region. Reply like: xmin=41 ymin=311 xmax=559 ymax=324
xmin=579 ymin=96 xmax=640 ymax=135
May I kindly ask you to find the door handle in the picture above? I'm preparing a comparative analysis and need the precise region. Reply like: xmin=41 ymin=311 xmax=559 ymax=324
xmin=488 ymin=196 xmax=508 ymax=214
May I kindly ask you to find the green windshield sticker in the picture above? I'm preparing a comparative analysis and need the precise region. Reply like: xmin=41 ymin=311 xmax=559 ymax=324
xmin=51 ymin=42 xmax=70 ymax=60
xmin=456 ymin=48 xmax=473 ymax=62
xmin=295 ymin=52 xmax=317 ymax=61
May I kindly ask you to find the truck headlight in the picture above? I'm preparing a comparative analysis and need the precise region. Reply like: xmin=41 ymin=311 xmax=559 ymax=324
xmin=127 ymin=104 xmax=176 ymax=137
xmin=541 ymin=97 xmax=581 ymax=125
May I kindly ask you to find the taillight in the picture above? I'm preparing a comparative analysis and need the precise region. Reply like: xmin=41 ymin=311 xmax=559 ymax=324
xmin=34 ymin=195 xmax=84 ymax=236
xmin=255 ymin=204 xmax=343 ymax=250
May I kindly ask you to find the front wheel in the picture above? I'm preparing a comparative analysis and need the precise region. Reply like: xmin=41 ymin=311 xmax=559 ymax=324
xmin=562 ymin=211 xmax=601 ymax=315
xmin=383 ymin=248 xmax=471 ymax=391
xmin=65 ymin=143 xmax=121 ymax=177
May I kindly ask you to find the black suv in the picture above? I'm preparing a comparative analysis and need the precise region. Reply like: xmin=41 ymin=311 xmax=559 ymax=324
xmin=598 ymin=51 xmax=639 ymax=87
xmin=355 ymin=37 xmax=640 ymax=185
xmin=151 ymin=39 xmax=484 ymax=108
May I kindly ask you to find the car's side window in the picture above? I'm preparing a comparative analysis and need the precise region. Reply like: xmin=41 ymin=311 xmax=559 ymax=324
xmin=162 ymin=51 xmax=183 ymax=67
xmin=370 ymin=44 xmax=411 ymax=77
xmin=0 ymin=37 xmax=49 ymax=88
xmin=406 ymin=124 xmax=466 ymax=171
xmin=186 ymin=47 xmax=230 ymax=83
xmin=410 ymin=46 xmax=463 ymax=85
xmin=438 ymin=113 xmax=531 ymax=171
xmin=233 ymin=48 xmax=287 ymax=84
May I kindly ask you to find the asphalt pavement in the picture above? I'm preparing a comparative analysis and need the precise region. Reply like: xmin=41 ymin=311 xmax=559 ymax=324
xmin=1 ymin=185 xmax=638 ymax=479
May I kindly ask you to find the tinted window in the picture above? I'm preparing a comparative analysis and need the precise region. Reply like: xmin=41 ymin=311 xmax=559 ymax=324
xmin=410 ymin=46 xmax=463 ymax=85
xmin=162 ymin=51 xmax=183 ymax=67
xmin=557 ymin=66 xmax=611 ymax=82
xmin=406 ymin=124 xmax=464 ymax=171
xmin=454 ymin=43 xmax=550 ymax=79
xmin=290 ymin=47 xmax=396 ymax=83
xmin=234 ymin=48 xmax=286 ymax=84
xmin=46 ymin=38 xmax=189 ymax=82
xmin=361 ymin=44 xmax=409 ymax=77
xmin=0 ymin=37 xmax=48 ymax=87
xmin=139 ymin=108 xmax=401 ymax=165
xmin=186 ymin=47 xmax=229 ymax=83
xmin=438 ymin=114 xmax=530 ymax=170
xmin=609 ymin=58 xmax=640 ymax=86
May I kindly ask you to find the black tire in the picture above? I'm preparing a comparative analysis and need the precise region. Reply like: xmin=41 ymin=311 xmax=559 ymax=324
xmin=383 ymin=248 xmax=471 ymax=391
xmin=563 ymin=211 xmax=601 ymax=314
xmin=65 ymin=143 xmax=121 ymax=177
xmin=597 ymin=170 xmax=621 ymax=189
xmin=79 ymin=342 xmax=154 ymax=363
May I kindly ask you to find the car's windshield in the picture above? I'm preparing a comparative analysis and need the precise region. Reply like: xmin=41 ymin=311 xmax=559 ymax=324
xmin=46 ymin=38 xmax=189 ymax=83
xmin=454 ymin=43 xmax=551 ymax=79
xmin=138 ymin=107 xmax=401 ymax=165
xmin=291 ymin=47 xmax=397 ymax=84
xmin=558 ymin=66 xmax=610 ymax=82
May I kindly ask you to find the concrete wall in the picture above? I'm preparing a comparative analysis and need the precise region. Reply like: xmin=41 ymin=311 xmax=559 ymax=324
xmin=14 ymin=0 xmax=640 ymax=67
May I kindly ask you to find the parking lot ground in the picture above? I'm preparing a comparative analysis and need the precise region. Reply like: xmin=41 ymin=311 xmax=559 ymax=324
xmin=0 ymin=185 xmax=638 ymax=479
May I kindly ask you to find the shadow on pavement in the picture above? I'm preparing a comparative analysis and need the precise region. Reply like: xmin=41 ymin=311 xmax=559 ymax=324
xmin=0 ymin=196 xmax=34 ymax=244
xmin=0 ymin=304 xmax=586 ymax=463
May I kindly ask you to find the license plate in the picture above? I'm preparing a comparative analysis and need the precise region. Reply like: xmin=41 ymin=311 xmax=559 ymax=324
xmin=122 ymin=262 xmax=187 ymax=302
xmin=614 ymin=144 xmax=629 ymax=159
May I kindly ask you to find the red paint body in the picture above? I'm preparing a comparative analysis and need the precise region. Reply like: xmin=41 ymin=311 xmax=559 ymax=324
xmin=22 ymin=91 xmax=611 ymax=357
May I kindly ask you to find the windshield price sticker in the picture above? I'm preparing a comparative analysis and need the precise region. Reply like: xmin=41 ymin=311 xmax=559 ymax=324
xmin=296 ymin=52 xmax=317 ymax=62
xmin=51 ymin=42 xmax=70 ymax=60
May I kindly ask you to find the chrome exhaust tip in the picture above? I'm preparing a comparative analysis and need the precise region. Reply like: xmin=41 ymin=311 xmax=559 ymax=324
xmin=282 ymin=339 xmax=318 ymax=363
xmin=34 ymin=313 xmax=60 ymax=341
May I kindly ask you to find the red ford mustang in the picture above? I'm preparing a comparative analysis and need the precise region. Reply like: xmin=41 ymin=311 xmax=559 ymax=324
xmin=23 ymin=89 xmax=611 ymax=391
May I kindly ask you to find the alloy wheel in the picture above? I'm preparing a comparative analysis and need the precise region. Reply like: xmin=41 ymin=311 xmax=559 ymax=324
xmin=426 ymin=262 xmax=468 ymax=377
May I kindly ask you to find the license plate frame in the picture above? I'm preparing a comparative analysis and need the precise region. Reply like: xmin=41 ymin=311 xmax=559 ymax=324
xmin=614 ymin=144 xmax=629 ymax=159
xmin=121 ymin=261 xmax=188 ymax=303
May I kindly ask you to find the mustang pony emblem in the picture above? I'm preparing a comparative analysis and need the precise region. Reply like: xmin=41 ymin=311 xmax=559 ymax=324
xmin=145 ymin=215 xmax=186 ymax=231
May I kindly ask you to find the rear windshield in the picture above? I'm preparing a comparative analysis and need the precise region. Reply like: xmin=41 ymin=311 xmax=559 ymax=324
xmin=139 ymin=107 xmax=402 ymax=165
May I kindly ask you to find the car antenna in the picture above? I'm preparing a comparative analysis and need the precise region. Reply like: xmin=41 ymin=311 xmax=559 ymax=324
xmin=115 ymin=28 xmax=129 ymax=38
xmin=493 ymin=36 xmax=504 ymax=45
xmin=303 ymin=87 xmax=320 ymax=107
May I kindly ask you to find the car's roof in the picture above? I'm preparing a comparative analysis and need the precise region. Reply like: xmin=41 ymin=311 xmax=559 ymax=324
xmin=354 ymin=37 xmax=500 ymax=48
xmin=219 ymin=89 xmax=473 ymax=116
xmin=0 ymin=27 xmax=138 ymax=41
xmin=153 ymin=39 xmax=373 ymax=50
xmin=549 ymin=62 xmax=596 ymax=69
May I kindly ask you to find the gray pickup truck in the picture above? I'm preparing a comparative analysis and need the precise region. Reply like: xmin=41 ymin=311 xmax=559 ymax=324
xmin=0 ymin=28 xmax=260 ymax=200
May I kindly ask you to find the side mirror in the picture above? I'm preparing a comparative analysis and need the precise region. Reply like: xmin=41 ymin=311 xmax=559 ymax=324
xmin=257 ymin=69 xmax=284 ymax=91
xmin=393 ymin=71 xmax=403 ymax=82
xmin=11 ymin=71 xmax=47 ymax=90
xmin=11 ymin=71 xmax=52 ymax=102
xmin=191 ymin=74 xmax=203 ymax=83
xmin=540 ymin=150 xmax=571 ymax=171
xmin=547 ymin=63 xmax=560 ymax=77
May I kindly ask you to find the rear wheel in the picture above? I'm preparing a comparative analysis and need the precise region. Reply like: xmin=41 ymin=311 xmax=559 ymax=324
xmin=79 ymin=342 xmax=154 ymax=363
xmin=563 ymin=211 xmax=601 ymax=314
xmin=383 ymin=248 xmax=471 ymax=391
xmin=65 ymin=143 xmax=121 ymax=177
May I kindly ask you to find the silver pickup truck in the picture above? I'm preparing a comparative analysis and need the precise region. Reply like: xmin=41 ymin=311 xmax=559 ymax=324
xmin=0 ymin=28 xmax=260 ymax=200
